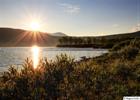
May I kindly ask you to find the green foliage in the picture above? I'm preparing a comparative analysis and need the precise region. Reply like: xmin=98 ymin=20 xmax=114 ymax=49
xmin=109 ymin=39 xmax=140 ymax=60
xmin=58 ymin=31 xmax=140 ymax=48
xmin=111 ymin=39 xmax=140 ymax=51
xmin=0 ymin=40 xmax=140 ymax=99
xmin=111 ymin=40 xmax=131 ymax=51
xmin=58 ymin=36 xmax=112 ymax=48
xmin=119 ymin=46 xmax=139 ymax=60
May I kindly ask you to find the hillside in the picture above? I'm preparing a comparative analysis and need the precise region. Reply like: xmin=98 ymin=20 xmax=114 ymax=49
xmin=57 ymin=31 xmax=140 ymax=48
xmin=0 ymin=28 xmax=140 ymax=47
xmin=98 ymin=31 xmax=140 ymax=39
xmin=0 ymin=28 xmax=60 ymax=47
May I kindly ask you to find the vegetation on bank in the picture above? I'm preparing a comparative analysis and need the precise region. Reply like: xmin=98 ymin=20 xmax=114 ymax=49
xmin=0 ymin=39 xmax=140 ymax=100
xmin=57 ymin=31 xmax=140 ymax=48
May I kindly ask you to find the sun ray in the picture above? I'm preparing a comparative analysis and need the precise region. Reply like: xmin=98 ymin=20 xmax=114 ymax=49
xmin=13 ymin=31 xmax=30 ymax=46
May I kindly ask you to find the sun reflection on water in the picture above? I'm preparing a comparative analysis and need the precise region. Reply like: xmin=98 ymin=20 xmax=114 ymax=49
xmin=32 ymin=45 xmax=39 ymax=69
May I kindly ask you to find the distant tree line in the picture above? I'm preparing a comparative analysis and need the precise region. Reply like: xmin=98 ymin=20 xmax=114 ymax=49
xmin=57 ymin=36 xmax=137 ymax=48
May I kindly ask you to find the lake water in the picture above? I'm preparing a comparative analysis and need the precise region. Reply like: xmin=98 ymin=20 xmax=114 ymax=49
xmin=0 ymin=47 xmax=108 ymax=72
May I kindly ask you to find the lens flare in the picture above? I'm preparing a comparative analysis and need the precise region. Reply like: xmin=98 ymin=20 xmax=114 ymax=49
xmin=32 ymin=45 xmax=39 ymax=69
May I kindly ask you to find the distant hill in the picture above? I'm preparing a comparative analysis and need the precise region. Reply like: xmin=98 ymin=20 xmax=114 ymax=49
xmin=57 ymin=31 xmax=140 ymax=48
xmin=0 ymin=28 xmax=60 ymax=47
xmin=51 ymin=32 xmax=67 ymax=37
xmin=98 ymin=31 xmax=140 ymax=39
xmin=0 ymin=27 xmax=140 ymax=47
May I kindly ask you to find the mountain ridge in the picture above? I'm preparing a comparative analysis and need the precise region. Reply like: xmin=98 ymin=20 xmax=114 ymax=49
xmin=0 ymin=28 xmax=61 ymax=46
xmin=0 ymin=27 xmax=140 ymax=47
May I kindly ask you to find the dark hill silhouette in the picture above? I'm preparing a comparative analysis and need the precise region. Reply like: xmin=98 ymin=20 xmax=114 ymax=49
xmin=57 ymin=31 xmax=140 ymax=48
xmin=0 ymin=28 xmax=61 ymax=46
xmin=0 ymin=27 xmax=140 ymax=47
xmin=98 ymin=31 xmax=140 ymax=39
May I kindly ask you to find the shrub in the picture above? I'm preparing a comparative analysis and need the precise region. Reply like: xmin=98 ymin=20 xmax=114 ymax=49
xmin=111 ymin=40 xmax=131 ymax=51
xmin=0 ymin=43 xmax=140 ymax=99
xmin=119 ymin=46 xmax=139 ymax=60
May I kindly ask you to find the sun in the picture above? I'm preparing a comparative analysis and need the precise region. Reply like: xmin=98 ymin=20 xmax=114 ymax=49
xmin=30 ymin=21 xmax=40 ymax=31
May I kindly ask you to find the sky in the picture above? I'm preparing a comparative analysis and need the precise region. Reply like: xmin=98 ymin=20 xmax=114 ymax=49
xmin=0 ymin=0 xmax=140 ymax=36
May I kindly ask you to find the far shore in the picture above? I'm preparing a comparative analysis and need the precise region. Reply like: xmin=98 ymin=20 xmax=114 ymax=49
xmin=0 ymin=45 xmax=111 ymax=49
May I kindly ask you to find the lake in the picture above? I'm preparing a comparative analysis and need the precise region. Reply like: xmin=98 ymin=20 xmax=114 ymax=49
xmin=0 ymin=47 xmax=108 ymax=72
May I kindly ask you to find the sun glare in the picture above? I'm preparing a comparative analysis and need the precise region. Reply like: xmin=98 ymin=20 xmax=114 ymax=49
xmin=30 ymin=21 xmax=40 ymax=31
xmin=32 ymin=45 xmax=39 ymax=69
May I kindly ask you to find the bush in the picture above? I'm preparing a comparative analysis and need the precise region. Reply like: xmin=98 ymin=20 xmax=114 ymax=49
xmin=111 ymin=40 xmax=131 ymax=51
xmin=111 ymin=39 xmax=140 ymax=52
xmin=109 ymin=39 xmax=140 ymax=60
xmin=0 ymin=42 xmax=140 ymax=99
xmin=119 ymin=46 xmax=139 ymax=60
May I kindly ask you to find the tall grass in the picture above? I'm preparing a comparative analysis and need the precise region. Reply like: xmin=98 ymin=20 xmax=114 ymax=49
xmin=0 ymin=40 xmax=140 ymax=100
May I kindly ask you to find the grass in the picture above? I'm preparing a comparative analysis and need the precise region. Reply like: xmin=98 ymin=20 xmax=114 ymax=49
xmin=0 ymin=39 xmax=140 ymax=100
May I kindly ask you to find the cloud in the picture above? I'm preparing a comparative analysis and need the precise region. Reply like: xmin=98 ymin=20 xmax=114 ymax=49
xmin=59 ymin=3 xmax=80 ymax=14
